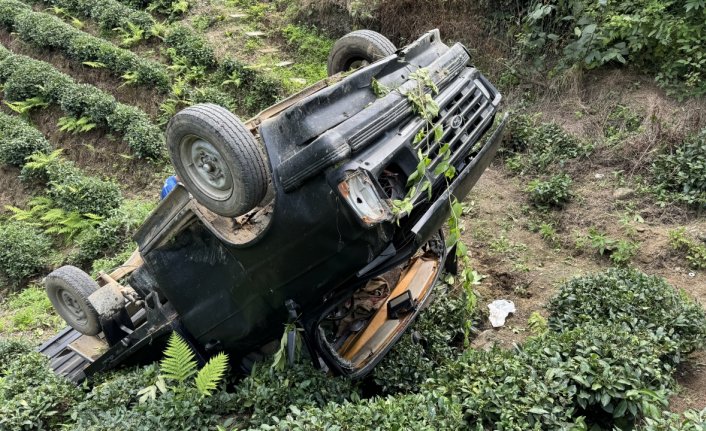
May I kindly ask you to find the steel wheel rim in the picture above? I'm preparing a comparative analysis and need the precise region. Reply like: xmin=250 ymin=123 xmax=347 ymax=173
xmin=180 ymin=136 xmax=234 ymax=201
xmin=58 ymin=288 xmax=87 ymax=326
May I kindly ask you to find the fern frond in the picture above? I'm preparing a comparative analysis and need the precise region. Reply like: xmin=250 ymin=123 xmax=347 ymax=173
xmin=194 ymin=352 xmax=228 ymax=396
xmin=160 ymin=333 xmax=197 ymax=382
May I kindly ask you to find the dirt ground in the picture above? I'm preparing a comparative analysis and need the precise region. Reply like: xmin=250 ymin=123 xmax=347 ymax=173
xmin=465 ymin=163 xmax=706 ymax=411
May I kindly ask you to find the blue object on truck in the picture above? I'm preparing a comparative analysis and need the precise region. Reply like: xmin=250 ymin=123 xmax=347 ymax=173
xmin=160 ymin=175 xmax=179 ymax=200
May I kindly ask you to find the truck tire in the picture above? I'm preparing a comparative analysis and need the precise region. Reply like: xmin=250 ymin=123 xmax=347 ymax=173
xmin=166 ymin=104 xmax=270 ymax=217
xmin=46 ymin=266 xmax=101 ymax=336
xmin=327 ymin=30 xmax=396 ymax=76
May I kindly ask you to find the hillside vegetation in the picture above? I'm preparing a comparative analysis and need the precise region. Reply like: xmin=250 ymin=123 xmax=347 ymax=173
xmin=0 ymin=0 xmax=705 ymax=429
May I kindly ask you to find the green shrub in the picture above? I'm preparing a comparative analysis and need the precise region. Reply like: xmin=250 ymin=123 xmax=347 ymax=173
xmin=59 ymin=83 xmax=118 ymax=126
xmin=0 ymin=48 xmax=165 ymax=160
xmin=123 ymin=121 xmax=166 ymax=160
xmin=42 ymin=158 xmax=122 ymax=216
xmin=1 ymin=5 xmax=169 ymax=91
xmin=165 ymin=25 xmax=216 ymax=67
xmin=640 ymin=408 xmax=706 ymax=430
xmin=26 ymin=0 xmax=155 ymax=32
xmin=0 ymin=221 xmax=52 ymax=283
xmin=548 ymin=268 xmax=706 ymax=359
xmin=0 ymin=338 xmax=32 ymax=367
xmin=232 ymin=363 xmax=359 ymax=427
xmin=0 ymin=0 xmax=28 ymax=27
xmin=0 ymin=56 xmax=73 ymax=103
xmin=0 ymin=353 xmax=81 ymax=430
xmin=437 ymin=325 xmax=675 ymax=429
xmin=75 ymin=200 xmax=154 ymax=264
xmin=501 ymin=114 xmax=592 ymax=174
xmin=526 ymin=172 xmax=573 ymax=208
xmin=652 ymin=128 xmax=706 ymax=209
xmin=191 ymin=86 xmax=237 ymax=111
xmin=0 ymin=112 xmax=52 ymax=166
xmin=520 ymin=0 xmax=706 ymax=97
xmin=258 ymin=392 xmax=463 ymax=431
xmin=217 ymin=57 xmax=283 ymax=113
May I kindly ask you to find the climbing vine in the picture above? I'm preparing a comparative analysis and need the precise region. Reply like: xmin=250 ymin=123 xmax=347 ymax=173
xmin=390 ymin=67 xmax=481 ymax=343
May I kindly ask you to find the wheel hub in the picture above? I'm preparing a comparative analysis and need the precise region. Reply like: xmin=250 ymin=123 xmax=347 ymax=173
xmin=60 ymin=289 xmax=86 ymax=324
xmin=182 ymin=138 xmax=234 ymax=201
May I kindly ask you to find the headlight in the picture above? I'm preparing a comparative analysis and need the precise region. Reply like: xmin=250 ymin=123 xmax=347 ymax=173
xmin=338 ymin=170 xmax=393 ymax=227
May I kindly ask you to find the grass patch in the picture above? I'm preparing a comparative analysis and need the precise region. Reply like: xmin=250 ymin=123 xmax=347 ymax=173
xmin=0 ymin=285 xmax=63 ymax=336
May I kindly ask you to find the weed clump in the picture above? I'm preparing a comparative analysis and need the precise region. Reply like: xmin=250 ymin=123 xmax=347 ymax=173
xmin=0 ymin=221 xmax=52 ymax=284
xmin=669 ymin=228 xmax=706 ymax=270
xmin=502 ymin=114 xmax=592 ymax=175
xmin=574 ymin=228 xmax=638 ymax=266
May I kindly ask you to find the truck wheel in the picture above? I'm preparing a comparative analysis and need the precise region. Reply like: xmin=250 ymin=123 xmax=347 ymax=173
xmin=167 ymin=104 xmax=270 ymax=217
xmin=46 ymin=266 xmax=101 ymax=336
xmin=327 ymin=30 xmax=396 ymax=76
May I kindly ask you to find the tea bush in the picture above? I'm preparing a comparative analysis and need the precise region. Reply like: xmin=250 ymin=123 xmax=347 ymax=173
xmin=0 ymin=48 xmax=165 ymax=160
xmin=0 ymin=221 xmax=52 ymax=284
xmin=0 ymin=3 xmax=170 ymax=89
xmin=0 ymin=338 xmax=32 ymax=366
xmin=256 ymin=392 xmax=463 ymax=430
xmin=42 ymin=158 xmax=122 ymax=216
xmin=520 ymin=0 xmax=706 ymax=96
xmin=0 ymin=353 xmax=82 ymax=430
xmin=70 ymin=364 xmax=234 ymax=431
xmin=526 ymin=172 xmax=573 ymax=208
xmin=0 ymin=112 xmax=52 ymax=167
xmin=651 ymin=128 xmax=706 ymax=209
xmin=548 ymin=268 xmax=706 ymax=359
xmin=76 ymin=199 xmax=155 ymax=264
xmin=165 ymin=25 xmax=216 ymax=67
xmin=231 ymin=363 xmax=359 ymax=427
xmin=26 ymin=0 xmax=154 ymax=32
xmin=438 ymin=325 xmax=676 ymax=429
xmin=217 ymin=57 xmax=283 ymax=113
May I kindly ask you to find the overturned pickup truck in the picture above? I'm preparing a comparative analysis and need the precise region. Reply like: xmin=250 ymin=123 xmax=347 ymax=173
xmin=40 ymin=29 xmax=507 ymax=382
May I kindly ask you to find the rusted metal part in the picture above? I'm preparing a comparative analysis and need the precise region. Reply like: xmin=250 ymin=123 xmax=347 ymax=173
xmin=103 ymin=249 xmax=144 ymax=283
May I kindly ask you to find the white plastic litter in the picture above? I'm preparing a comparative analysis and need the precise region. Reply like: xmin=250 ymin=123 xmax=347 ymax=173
xmin=488 ymin=300 xmax=516 ymax=327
